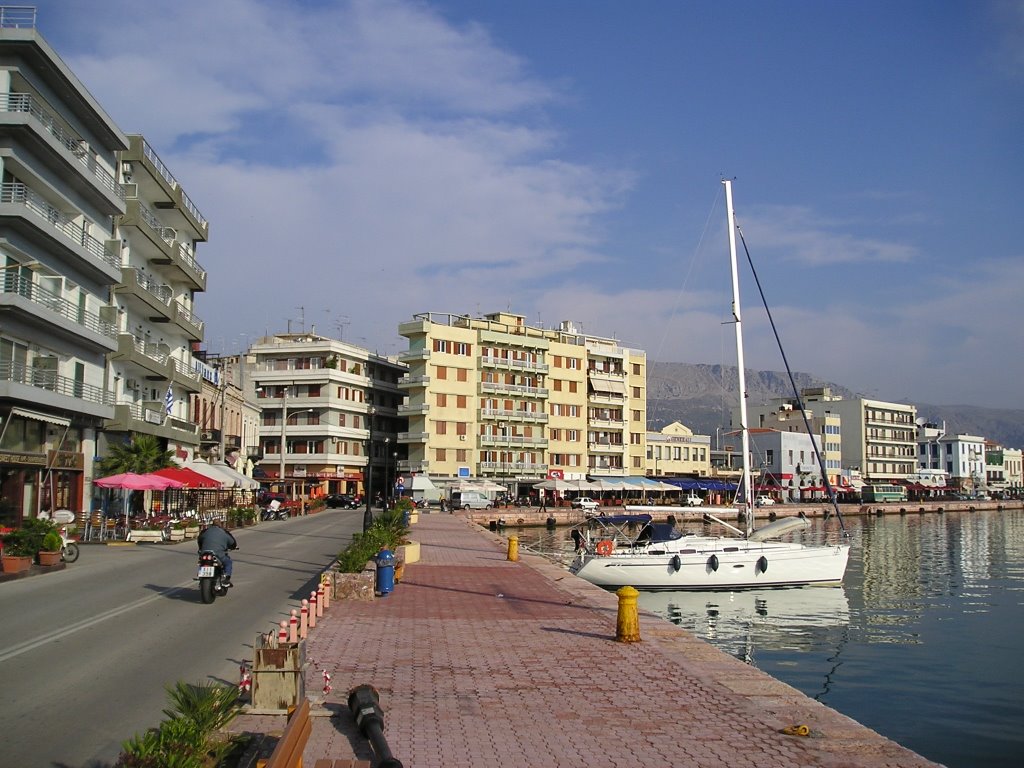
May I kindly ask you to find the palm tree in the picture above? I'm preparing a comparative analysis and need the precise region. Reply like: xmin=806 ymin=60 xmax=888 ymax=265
xmin=98 ymin=434 xmax=176 ymax=475
xmin=97 ymin=434 xmax=176 ymax=517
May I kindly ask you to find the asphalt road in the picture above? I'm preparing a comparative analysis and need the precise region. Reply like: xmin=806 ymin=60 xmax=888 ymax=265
xmin=0 ymin=508 xmax=365 ymax=768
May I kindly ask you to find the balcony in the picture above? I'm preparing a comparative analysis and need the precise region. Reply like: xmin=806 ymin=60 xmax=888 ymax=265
xmin=479 ymin=407 xmax=549 ymax=424
xmin=0 ymin=272 xmax=118 ymax=351
xmin=479 ymin=461 xmax=547 ymax=476
xmin=480 ymin=435 xmax=548 ymax=448
xmin=398 ymin=402 xmax=430 ymax=416
xmin=171 ymin=301 xmax=204 ymax=340
xmin=112 ymin=334 xmax=170 ymax=379
xmin=397 ymin=347 xmax=430 ymax=362
xmin=0 ymin=92 xmax=126 ymax=211
xmin=479 ymin=381 xmax=548 ymax=398
xmin=397 ymin=431 xmax=429 ymax=443
xmin=122 ymin=136 xmax=209 ymax=241
xmin=480 ymin=355 xmax=549 ymax=374
xmin=398 ymin=374 xmax=430 ymax=389
xmin=0 ymin=360 xmax=112 ymax=419
xmin=120 ymin=199 xmax=207 ymax=291
xmin=589 ymin=441 xmax=625 ymax=453
xmin=105 ymin=402 xmax=199 ymax=441
xmin=0 ymin=182 xmax=122 ymax=281
xmin=113 ymin=267 xmax=173 ymax=320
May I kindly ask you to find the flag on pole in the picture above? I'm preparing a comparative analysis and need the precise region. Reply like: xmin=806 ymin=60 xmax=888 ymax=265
xmin=164 ymin=385 xmax=174 ymax=416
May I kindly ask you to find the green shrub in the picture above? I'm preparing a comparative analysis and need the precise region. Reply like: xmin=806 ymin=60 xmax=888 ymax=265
xmin=116 ymin=681 xmax=242 ymax=768
xmin=335 ymin=503 xmax=411 ymax=573
xmin=41 ymin=531 xmax=62 ymax=552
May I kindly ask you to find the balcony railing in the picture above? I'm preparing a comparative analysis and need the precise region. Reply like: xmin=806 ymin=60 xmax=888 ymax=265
xmin=0 ymin=360 xmax=113 ymax=406
xmin=0 ymin=182 xmax=121 ymax=271
xmin=480 ymin=355 xmax=549 ymax=373
xmin=0 ymin=93 xmax=124 ymax=200
xmin=480 ymin=381 xmax=548 ymax=397
xmin=1 ymin=272 xmax=118 ymax=339
xmin=174 ymin=301 xmax=204 ymax=335
xmin=479 ymin=408 xmax=548 ymax=422
xmin=130 ymin=268 xmax=172 ymax=305
xmin=141 ymin=138 xmax=209 ymax=231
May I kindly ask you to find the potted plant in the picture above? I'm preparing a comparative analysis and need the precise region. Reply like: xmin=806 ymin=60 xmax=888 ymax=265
xmin=38 ymin=531 xmax=63 ymax=566
xmin=129 ymin=520 xmax=166 ymax=544
xmin=169 ymin=519 xmax=188 ymax=542
xmin=1 ymin=528 xmax=35 ymax=573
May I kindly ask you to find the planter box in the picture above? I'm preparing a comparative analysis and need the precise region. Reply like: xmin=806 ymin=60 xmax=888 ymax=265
xmin=37 ymin=551 xmax=62 ymax=566
xmin=1 ymin=555 xmax=32 ymax=573
xmin=168 ymin=529 xmax=186 ymax=542
xmin=129 ymin=529 xmax=165 ymax=543
xmin=185 ymin=526 xmax=200 ymax=538
xmin=333 ymin=566 xmax=375 ymax=601
xmin=396 ymin=541 xmax=420 ymax=564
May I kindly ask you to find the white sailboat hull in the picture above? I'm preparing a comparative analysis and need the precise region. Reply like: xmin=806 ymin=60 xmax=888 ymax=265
xmin=570 ymin=537 xmax=850 ymax=591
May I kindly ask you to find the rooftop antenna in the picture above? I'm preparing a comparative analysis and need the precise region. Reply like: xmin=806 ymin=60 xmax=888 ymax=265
xmin=296 ymin=306 xmax=306 ymax=333
xmin=336 ymin=314 xmax=350 ymax=342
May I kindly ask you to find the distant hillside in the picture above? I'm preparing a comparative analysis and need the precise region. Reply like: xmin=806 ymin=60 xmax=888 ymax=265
xmin=648 ymin=362 xmax=1024 ymax=449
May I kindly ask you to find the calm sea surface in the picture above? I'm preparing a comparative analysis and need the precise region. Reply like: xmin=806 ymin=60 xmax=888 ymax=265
xmin=515 ymin=508 xmax=1024 ymax=768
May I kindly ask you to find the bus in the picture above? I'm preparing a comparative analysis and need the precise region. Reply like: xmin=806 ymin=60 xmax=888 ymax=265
xmin=861 ymin=484 xmax=908 ymax=503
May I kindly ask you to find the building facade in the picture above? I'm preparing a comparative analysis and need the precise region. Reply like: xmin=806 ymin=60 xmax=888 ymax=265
xmin=397 ymin=312 xmax=647 ymax=497
xmin=247 ymin=333 xmax=405 ymax=499
xmin=739 ymin=397 xmax=845 ymax=486
xmin=0 ymin=13 xmax=126 ymax=523
xmin=645 ymin=421 xmax=711 ymax=478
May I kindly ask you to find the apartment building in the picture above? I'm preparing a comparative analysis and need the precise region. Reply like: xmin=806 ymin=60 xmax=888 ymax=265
xmin=645 ymin=421 xmax=711 ymax=477
xmin=396 ymin=311 xmax=646 ymax=498
xmin=739 ymin=397 xmax=844 ymax=485
xmin=190 ymin=354 xmax=261 ymax=472
xmin=247 ymin=333 xmax=405 ymax=499
xmin=939 ymin=433 xmax=986 ymax=493
xmin=103 ymin=134 xmax=208 ymax=459
xmin=0 ymin=12 xmax=127 ymax=523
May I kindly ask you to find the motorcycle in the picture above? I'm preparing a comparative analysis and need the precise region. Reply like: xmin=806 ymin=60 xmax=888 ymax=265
xmin=195 ymin=550 xmax=230 ymax=604
xmin=261 ymin=504 xmax=288 ymax=521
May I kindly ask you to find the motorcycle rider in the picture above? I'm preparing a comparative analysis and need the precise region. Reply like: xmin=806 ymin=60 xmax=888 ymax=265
xmin=197 ymin=519 xmax=238 ymax=587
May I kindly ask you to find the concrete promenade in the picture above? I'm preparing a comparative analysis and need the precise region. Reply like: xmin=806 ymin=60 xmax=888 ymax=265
xmin=229 ymin=512 xmax=940 ymax=768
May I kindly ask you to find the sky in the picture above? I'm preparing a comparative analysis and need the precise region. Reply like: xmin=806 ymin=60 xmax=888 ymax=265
xmin=29 ymin=0 xmax=1023 ymax=409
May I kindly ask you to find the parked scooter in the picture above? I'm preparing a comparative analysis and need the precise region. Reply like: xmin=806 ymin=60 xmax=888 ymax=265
xmin=59 ymin=526 xmax=80 ymax=563
xmin=195 ymin=550 xmax=230 ymax=604
xmin=260 ymin=503 xmax=288 ymax=521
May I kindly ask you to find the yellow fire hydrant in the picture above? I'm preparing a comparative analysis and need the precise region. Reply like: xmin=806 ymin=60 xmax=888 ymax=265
xmin=615 ymin=586 xmax=641 ymax=643
xmin=507 ymin=535 xmax=519 ymax=562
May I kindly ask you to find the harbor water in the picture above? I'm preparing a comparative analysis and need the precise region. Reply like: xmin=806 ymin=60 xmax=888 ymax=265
xmin=515 ymin=507 xmax=1024 ymax=768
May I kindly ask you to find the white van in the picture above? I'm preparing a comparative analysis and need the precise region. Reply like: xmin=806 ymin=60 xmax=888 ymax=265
xmin=450 ymin=491 xmax=493 ymax=510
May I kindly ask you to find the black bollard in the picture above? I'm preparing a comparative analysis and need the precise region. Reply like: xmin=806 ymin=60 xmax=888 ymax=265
xmin=348 ymin=685 xmax=403 ymax=768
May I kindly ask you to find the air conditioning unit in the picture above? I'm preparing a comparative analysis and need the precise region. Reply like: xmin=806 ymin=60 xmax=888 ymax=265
xmin=200 ymin=430 xmax=216 ymax=442
xmin=459 ymin=435 xmax=467 ymax=441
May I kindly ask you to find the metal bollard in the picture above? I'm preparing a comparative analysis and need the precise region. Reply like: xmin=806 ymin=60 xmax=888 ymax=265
xmin=507 ymin=535 xmax=519 ymax=562
xmin=375 ymin=548 xmax=396 ymax=595
xmin=615 ymin=586 xmax=642 ymax=643
xmin=348 ymin=684 xmax=403 ymax=768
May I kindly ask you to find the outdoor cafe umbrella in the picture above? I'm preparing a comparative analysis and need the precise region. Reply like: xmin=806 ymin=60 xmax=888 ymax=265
xmin=152 ymin=466 xmax=220 ymax=489
xmin=94 ymin=472 xmax=184 ymax=490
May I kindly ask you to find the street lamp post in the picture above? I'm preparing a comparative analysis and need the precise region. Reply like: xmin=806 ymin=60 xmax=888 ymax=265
xmin=363 ymin=406 xmax=376 ymax=531
xmin=383 ymin=437 xmax=391 ymax=510
xmin=279 ymin=386 xmax=288 ymax=496
xmin=498 ymin=422 xmax=506 ymax=507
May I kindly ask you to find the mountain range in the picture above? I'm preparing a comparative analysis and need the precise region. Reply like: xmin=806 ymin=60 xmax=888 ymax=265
xmin=647 ymin=362 xmax=1024 ymax=450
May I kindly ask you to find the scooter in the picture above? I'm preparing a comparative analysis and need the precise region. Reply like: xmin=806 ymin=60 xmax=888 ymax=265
xmin=261 ymin=504 xmax=288 ymax=521
xmin=59 ymin=526 xmax=80 ymax=563
xmin=195 ymin=550 xmax=230 ymax=604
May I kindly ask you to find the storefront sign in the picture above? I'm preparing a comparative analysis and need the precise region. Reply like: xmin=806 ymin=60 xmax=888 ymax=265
xmin=0 ymin=451 xmax=46 ymax=466
xmin=47 ymin=451 xmax=84 ymax=470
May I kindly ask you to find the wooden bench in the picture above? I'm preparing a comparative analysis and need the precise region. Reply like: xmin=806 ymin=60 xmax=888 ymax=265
xmin=257 ymin=699 xmax=312 ymax=768
xmin=255 ymin=698 xmax=370 ymax=768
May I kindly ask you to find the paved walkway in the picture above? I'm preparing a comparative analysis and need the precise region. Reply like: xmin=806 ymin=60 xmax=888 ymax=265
xmin=229 ymin=512 xmax=939 ymax=768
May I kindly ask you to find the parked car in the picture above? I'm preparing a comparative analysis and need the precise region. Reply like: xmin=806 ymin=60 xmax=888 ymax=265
xmin=683 ymin=494 xmax=703 ymax=507
xmin=571 ymin=497 xmax=600 ymax=512
xmin=754 ymin=495 xmax=775 ymax=506
xmin=325 ymin=493 xmax=359 ymax=509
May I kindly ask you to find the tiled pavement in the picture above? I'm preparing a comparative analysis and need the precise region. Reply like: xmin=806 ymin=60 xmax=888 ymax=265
xmin=228 ymin=512 xmax=939 ymax=768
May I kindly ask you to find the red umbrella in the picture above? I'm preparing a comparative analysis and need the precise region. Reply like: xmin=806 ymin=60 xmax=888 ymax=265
xmin=153 ymin=466 xmax=220 ymax=489
xmin=94 ymin=472 xmax=184 ymax=490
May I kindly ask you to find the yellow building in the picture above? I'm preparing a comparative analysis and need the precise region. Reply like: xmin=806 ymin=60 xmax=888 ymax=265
xmin=397 ymin=312 xmax=646 ymax=497
xmin=646 ymin=421 xmax=712 ymax=477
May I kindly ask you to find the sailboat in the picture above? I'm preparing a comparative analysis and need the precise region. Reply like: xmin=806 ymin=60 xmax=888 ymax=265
xmin=569 ymin=180 xmax=851 ymax=590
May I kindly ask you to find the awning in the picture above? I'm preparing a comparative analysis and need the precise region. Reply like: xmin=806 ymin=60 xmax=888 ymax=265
xmin=9 ymin=407 xmax=70 ymax=428
xmin=182 ymin=460 xmax=261 ymax=490
xmin=589 ymin=376 xmax=626 ymax=395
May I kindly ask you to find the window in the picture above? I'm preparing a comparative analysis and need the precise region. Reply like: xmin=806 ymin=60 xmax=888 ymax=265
xmin=567 ymin=357 xmax=579 ymax=369
xmin=568 ymin=381 xmax=578 ymax=393
xmin=454 ymin=342 xmax=471 ymax=356
xmin=435 ymin=365 xmax=447 ymax=380
xmin=436 ymin=393 xmax=447 ymax=407
xmin=435 ymin=448 xmax=446 ymax=462
xmin=456 ymin=422 xmax=467 ymax=436
xmin=456 ymin=449 xmax=467 ymax=462
xmin=553 ymin=379 xmax=562 ymax=391
xmin=435 ymin=421 xmax=447 ymax=435
xmin=433 ymin=339 xmax=449 ymax=353
xmin=457 ymin=368 xmax=467 ymax=382
xmin=456 ymin=394 xmax=467 ymax=408
xmin=552 ymin=355 xmax=562 ymax=368
xmin=632 ymin=386 xmax=641 ymax=398
xmin=632 ymin=409 xmax=641 ymax=421
xmin=632 ymin=363 xmax=641 ymax=375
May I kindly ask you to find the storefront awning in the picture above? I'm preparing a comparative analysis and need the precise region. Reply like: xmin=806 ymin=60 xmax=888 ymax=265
xmin=589 ymin=375 xmax=626 ymax=395
xmin=9 ymin=407 xmax=70 ymax=428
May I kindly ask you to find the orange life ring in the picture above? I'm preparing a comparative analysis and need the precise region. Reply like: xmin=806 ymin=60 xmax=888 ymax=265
xmin=596 ymin=539 xmax=614 ymax=556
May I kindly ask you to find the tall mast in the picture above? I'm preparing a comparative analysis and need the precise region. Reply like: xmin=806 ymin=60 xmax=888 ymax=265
xmin=724 ymin=180 xmax=754 ymax=536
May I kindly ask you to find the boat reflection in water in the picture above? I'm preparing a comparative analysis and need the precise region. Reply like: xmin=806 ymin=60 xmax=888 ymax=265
xmin=637 ymin=586 xmax=850 ymax=664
